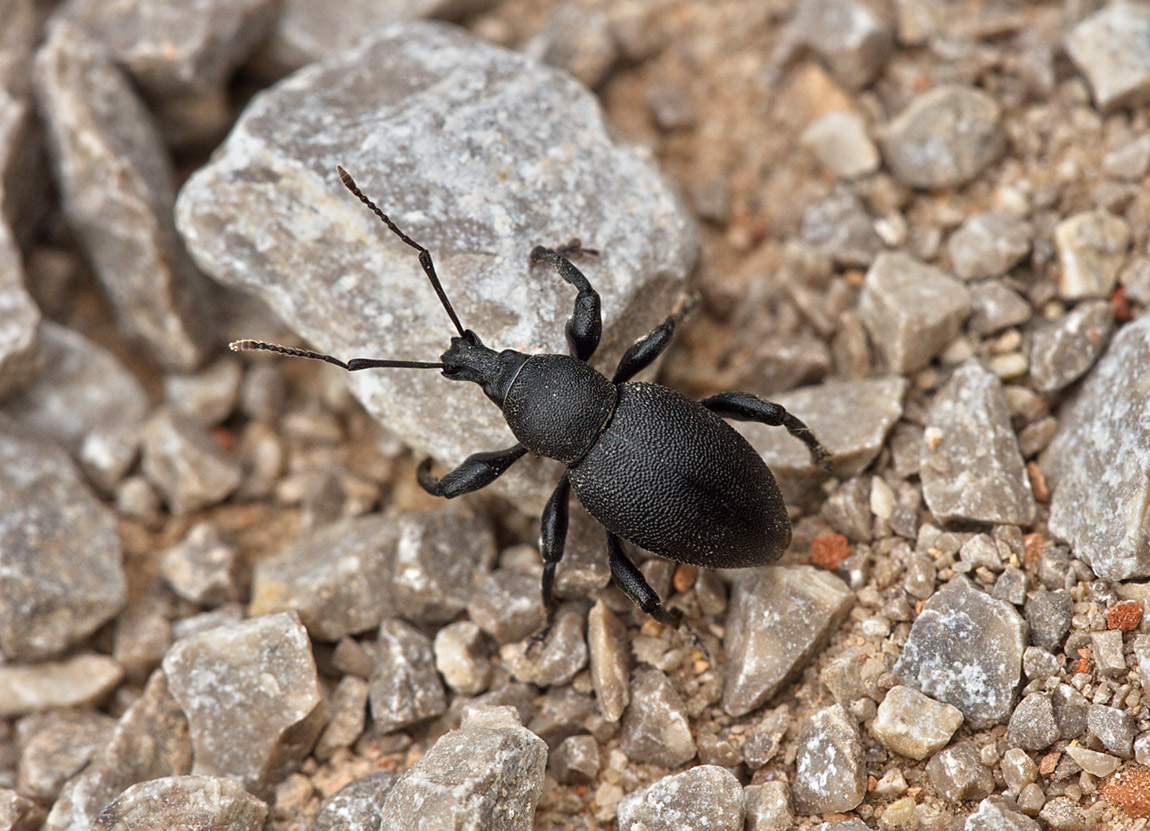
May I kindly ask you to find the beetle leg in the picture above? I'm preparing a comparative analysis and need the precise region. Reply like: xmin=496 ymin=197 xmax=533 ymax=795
xmin=606 ymin=533 xmax=682 ymax=627
xmin=611 ymin=292 xmax=699 ymax=383
xmin=526 ymin=475 xmax=572 ymax=654
xmin=529 ymin=246 xmax=601 ymax=362
xmin=699 ymin=392 xmax=833 ymax=471
xmin=416 ymin=443 xmax=528 ymax=498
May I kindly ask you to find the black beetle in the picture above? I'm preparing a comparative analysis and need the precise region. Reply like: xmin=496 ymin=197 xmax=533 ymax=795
xmin=232 ymin=167 xmax=832 ymax=634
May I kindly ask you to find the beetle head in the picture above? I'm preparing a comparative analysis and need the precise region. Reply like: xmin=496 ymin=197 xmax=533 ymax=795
xmin=441 ymin=330 xmax=528 ymax=407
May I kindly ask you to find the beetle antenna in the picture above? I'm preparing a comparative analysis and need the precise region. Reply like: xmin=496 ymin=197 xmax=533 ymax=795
xmin=336 ymin=166 xmax=468 ymax=340
xmin=229 ymin=339 xmax=444 ymax=371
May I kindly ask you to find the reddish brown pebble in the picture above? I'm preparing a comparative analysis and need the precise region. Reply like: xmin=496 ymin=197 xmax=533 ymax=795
xmin=1106 ymin=601 xmax=1143 ymax=632
xmin=1102 ymin=769 xmax=1150 ymax=818
xmin=1039 ymin=752 xmax=1060 ymax=777
xmin=1023 ymin=533 xmax=1045 ymax=565
xmin=810 ymin=534 xmax=850 ymax=570
xmin=672 ymin=563 xmax=698 ymax=594
xmin=1026 ymin=461 xmax=1049 ymax=503
xmin=1111 ymin=286 xmax=1133 ymax=322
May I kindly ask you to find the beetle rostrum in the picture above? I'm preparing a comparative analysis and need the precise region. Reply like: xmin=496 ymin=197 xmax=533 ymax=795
xmin=231 ymin=166 xmax=833 ymax=639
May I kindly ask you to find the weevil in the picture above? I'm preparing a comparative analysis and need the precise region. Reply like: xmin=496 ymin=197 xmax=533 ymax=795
xmin=232 ymin=166 xmax=832 ymax=636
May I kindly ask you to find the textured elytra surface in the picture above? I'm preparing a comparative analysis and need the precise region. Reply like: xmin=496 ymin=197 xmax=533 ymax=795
xmin=568 ymin=382 xmax=789 ymax=570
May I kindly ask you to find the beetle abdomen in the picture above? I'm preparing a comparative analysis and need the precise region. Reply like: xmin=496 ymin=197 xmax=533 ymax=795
xmin=567 ymin=382 xmax=790 ymax=569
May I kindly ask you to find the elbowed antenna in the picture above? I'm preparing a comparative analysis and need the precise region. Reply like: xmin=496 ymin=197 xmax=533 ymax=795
xmin=229 ymin=339 xmax=443 ymax=371
xmin=336 ymin=165 xmax=468 ymax=340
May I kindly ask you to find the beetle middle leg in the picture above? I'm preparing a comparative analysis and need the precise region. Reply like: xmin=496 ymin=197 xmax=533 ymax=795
xmin=700 ymin=392 xmax=833 ymax=471
xmin=417 ymin=443 xmax=528 ymax=497
xmin=529 ymin=246 xmax=601 ymax=361
xmin=527 ymin=474 xmax=572 ymax=653
xmin=611 ymin=292 xmax=698 ymax=383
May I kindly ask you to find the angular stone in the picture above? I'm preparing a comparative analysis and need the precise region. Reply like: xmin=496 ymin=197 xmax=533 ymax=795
xmin=524 ymin=4 xmax=619 ymax=91
xmin=369 ymin=618 xmax=446 ymax=734
xmin=1054 ymin=209 xmax=1130 ymax=300
xmin=743 ymin=780 xmax=793 ymax=831
xmin=162 ymin=611 xmax=328 ymax=798
xmin=793 ymin=704 xmax=866 ymax=814
xmin=313 ymin=675 xmax=368 ymax=761
xmin=1089 ymin=703 xmax=1135 ymax=758
xmin=1052 ymin=684 xmax=1088 ymax=741
xmin=550 ymin=735 xmax=600 ymax=785
xmin=160 ymin=522 xmax=242 ymax=607
xmin=311 ymin=770 xmax=400 ymax=831
xmin=433 ymin=621 xmax=491 ymax=696
xmin=0 ymin=788 xmax=45 ymax=831
xmin=871 ymin=685 xmax=963 ymax=760
xmin=894 ymin=575 xmax=1027 ymax=729
xmin=391 ymin=507 xmax=496 ymax=624
xmin=968 ymin=280 xmax=1032 ymax=336
xmin=44 ymin=670 xmax=193 ymax=831
xmin=377 ymin=706 xmax=546 ymax=830
xmin=1006 ymin=693 xmax=1059 ymax=751
xmin=587 ymin=599 xmax=630 ymax=722
xmin=618 ymin=766 xmax=744 ymax=831
xmin=33 ymin=22 xmax=210 ymax=371
xmin=1024 ymin=591 xmax=1072 ymax=653
xmin=141 ymin=408 xmax=241 ymax=514
xmin=926 ymin=741 xmax=994 ymax=803
xmin=1000 ymin=747 xmax=1039 ymax=793
xmin=621 ymin=668 xmax=696 ymax=768
xmin=0 ymin=654 xmax=121 ymax=717
xmin=1046 ymin=315 xmax=1150 ymax=580
xmin=879 ymin=85 xmax=1004 ymax=189
xmin=859 ymin=252 xmax=971 ymax=373
xmin=960 ymin=796 xmax=1040 ymax=831
xmin=799 ymin=110 xmax=880 ymax=179
xmin=921 ymin=361 xmax=1035 ymax=524
xmin=92 ymin=775 xmax=267 ymax=831
xmin=735 ymin=376 xmax=907 ymax=505
xmin=723 ymin=566 xmax=853 ymax=717
xmin=3 ymin=322 xmax=147 ymax=491
xmin=1092 ymin=629 xmax=1127 ymax=677
xmin=466 ymin=569 xmax=545 ymax=645
xmin=1065 ymin=746 xmax=1119 ymax=778
xmin=16 ymin=709 xmax=115 ymax=801
xmin=526 ymin=686 xmax=596 ymax=749
xmin=59 ymin=0 xmax=278 ymax=99
xmin=947 ymin=211 xmax=1032 ymax=281
xmin=1030 ymin=300 xmax=1114 ymax=393
xmin=0 ymin=418 xmax=126 ymax=660
xmin=1065 ymin=1 xmax=1150 ymax=111
xmin=800 ymin=190 xmax=883 ymax=268
xmin=0 ymin=219 xmax=38 ymax=401
xmin=249 ymin=514 xmax=398 ymax=640
xmin=176 ymin=21 xmax=696 ymax=507
xmin=499 ymin=603 xmax=586 ymax=687
xmin=163 ymin=359 xmax=243 ymax=427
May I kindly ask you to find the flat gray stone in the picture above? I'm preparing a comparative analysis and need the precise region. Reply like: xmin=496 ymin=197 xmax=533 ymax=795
xmin=1006 ymin=692 xmax=1059 ymax=751
xmin=587 ymin=599 xmax=630 ymax=722
xmin=722 ymin=566 xmax=853 ymax=717
xmin=894 ymin=575 xmax=1027 ymax=729
xmin=33 ymin=21 xmax=210 ymax=371
xmin=618 ymin=766 xmax=744 ymax=831
xmin=92 ymin=775 xmax=267 ymax=831
xmin=879 ymin=84 xmax=1004 ymax=189
xmin=162 ymin=611 xmax=328 ymax=799
xmin=377 ymin=706 xmax=546 ymax=831
xmin=160 ymin=522 xmax=243 ymax=606
xmin=0 ymin=654 xmax=122 ymax=717
xmin=792 ymin=704 xmax=866 ymax=814
xmin=3 ymin=321 xmax=147 ymax=491
xmin=433 ymin=621 xmax=491 ymax=696
xmin=16 ymin=710 xmax=115 ymax=801
xmin=859 ymin=252 xmax=971 ymax=373
xmin=0 ymin=417 xmax=126 ymax=660
xmin=968 ymin=280 xmax=1032 ymax=335
xmin=947 ymin=211 xmax=1032 ymax=281
xmin=800 ymin=190 xmax=883 ymax=268
xmin=369 ymin=618 xmax=447 ymax=734
xmin=176 ymin=21 xmax=697 ymax=507
xmin=1046 ymin=314 xmax=1150 ymax=580
xmin=59 ymin=0 xmax=279 ymax=98
xmin=921 ymin=361 xmax=1035 ymax=524
xmin=249 ymin=514 xmax=398 ymax=640
xmin=621 ymin=667 xmax=696 ymax=767
xmin=926 ymin=741 xmax=994 ymax=804
xmin=1065 ymin=1 xmax=1150 ymax=111
xmin=141 ymin=407 xmax=242 ymax=515
xmin=960 ymin=795 xmax=1039 ymax=831
xmin=799 ymin=110 xmax=880 ymax=179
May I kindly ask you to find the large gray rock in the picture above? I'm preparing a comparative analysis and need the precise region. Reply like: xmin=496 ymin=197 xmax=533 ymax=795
xmin=92 ymin=776 xmax=267 ymax=831
xmin=176 ymin=21 xmax=697 ymax=507
xmin=1047 ymin=314 xmax=1150 ymax=580
xmin=1065 ymin=1 xmax=1150 ymax=111
xmin=0 ymin=417 xmax=126 ymax=660
xmin=377 ymin=706 xmax=546 ymax=831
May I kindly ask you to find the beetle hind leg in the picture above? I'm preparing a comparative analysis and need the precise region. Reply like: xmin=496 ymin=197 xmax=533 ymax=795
xmin=700 ymin=392 xmax=833 ymax=471
xmin=606 ymin=533 xmax=682 ymax=627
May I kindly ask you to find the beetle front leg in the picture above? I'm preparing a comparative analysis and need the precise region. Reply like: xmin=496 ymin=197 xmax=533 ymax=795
xmin=612 ymin=293 xmax=698 ymax=383
xmin=529 ymin=246 xmax=601 ymax=362
xmin=417 ymin=443 xmax=528 ymax=498
xmin=700 ymin=392 xmax=833 ymax=471
xmin=606 ymin=533 xmax=682 ymax=627
xmin=527 ymin=474 xmax=572 ymax=653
